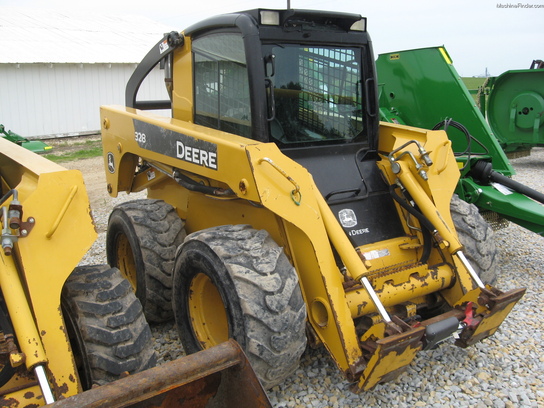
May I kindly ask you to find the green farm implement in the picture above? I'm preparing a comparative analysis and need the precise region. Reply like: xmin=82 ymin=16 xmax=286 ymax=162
xmin=376 ymin=46 xmax=544 ymax=235
xmin=474 ymin=61 xmax=544 ymax=156
xmin=1 ymin=124 xmax=52 ymax=153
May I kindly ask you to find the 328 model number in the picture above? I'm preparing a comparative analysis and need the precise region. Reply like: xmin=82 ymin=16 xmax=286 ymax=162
xmin=133 ymin=120 xmax=219 ymax=170
xmin=134 ymin=131 xmax=146 ymax=143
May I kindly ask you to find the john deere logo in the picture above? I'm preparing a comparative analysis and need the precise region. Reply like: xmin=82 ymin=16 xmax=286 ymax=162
xmin=338 ymin=209 xmax=357 ymax=228
xmin=107 ymin=152 xmax=115 ymax=173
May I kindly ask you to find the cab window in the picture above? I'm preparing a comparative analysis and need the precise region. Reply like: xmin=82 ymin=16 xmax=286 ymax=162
xmin=267 ymin=44 xmax=365 ymax=146
xmin=193 ymin=33 xmax=251 ymax=138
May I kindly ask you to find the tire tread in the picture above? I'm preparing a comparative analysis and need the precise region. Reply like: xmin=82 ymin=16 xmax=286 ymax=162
xmin=186 ymin=225 xmax=307 ymax=388
xmin=62 ymin=265 xmax=156 ymax=387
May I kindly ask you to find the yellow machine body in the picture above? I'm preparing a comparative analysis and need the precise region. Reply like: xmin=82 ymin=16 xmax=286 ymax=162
xmin=0 ymin=137 xmax=96 ymax=405
xmin=100 ymin=9 xmax=525 ymax=392
xmin=101 ymin=109 xmax=525 ymax=390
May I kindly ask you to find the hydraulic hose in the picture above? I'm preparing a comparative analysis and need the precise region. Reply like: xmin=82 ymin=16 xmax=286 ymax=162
xmin=389 ymin=184 xmax=433 ymax=264
xmin=432 ymin=119 xmax=489 ymax=172
xmin=471 ymin=161 xmax=544 ymax=205
xmin=0 ymin=189 xmax=17 ymax=206
xmin=173 ymin=170 xmax=235 ymax=197
xmin=144 ymin=161 xmax=236 ymax=197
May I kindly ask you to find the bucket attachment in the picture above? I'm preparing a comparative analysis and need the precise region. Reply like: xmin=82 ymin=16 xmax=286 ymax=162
xmin=48 ymin=339 xmax=272 ymax=408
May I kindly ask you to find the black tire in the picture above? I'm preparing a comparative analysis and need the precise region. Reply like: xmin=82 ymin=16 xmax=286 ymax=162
xmin=451 ymin=195 xmax=498 ymax=285
xmin=0 ymin=362 xmax=15 ymax=389
xmin=0 ymin=296 xmax=16 ymax=388
xmin=172 ymin=225 xmax=307 ymax=389
xmin=106 ymin=199 xmax=185 ymax=323
xmin=61 ymin=265 xmax=156 ymax=389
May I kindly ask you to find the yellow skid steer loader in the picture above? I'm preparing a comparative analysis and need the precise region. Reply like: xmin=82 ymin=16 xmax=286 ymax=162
xmin=101 ymin=9 xmax=525 ymax=392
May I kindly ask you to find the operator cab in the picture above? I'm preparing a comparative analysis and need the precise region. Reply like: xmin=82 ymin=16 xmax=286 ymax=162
xmin=186 ymin=9 xmax=399 ymax=246
xmin=126 ymin=9 xmax=399 ymax=246
xmin=185 ymin=9 xmax=379 ymax=148
xmin=127 ymin=9 xmax=378 ymax=147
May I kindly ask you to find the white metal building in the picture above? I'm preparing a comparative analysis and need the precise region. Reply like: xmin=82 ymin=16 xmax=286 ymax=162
xmin=0 ymin=7 xmax=174 ymax=138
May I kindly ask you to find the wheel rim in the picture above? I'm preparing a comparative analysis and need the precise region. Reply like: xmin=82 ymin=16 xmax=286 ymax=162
xmin=115 ymin=234 xmax=137 ymax=291
xmin=188 ymin=273 xmax=229 ymax=348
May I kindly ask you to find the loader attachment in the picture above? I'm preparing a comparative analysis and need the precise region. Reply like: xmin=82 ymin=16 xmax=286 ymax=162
xmin=454 ymin=286 xmax=526 ymax=348
xmin=353 ymin=284 xmax=526 ymax=392
xmin=356 ymin=325 xmax=425 ymax=392
xmin=48 ymin=339 xmax=272 ymax=408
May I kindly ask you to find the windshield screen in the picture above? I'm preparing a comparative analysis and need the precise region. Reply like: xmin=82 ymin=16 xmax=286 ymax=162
xmin=268 ymin=45 xmax=365 ymax=146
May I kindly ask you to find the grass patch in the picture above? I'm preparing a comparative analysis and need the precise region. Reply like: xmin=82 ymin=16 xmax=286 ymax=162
xmin=461 ymin=77 xmax=489 ymax=103
xmin=43 ymin=139 xmax=103 ymax=163
xmin=44 ymin=147 xmax=102 ymax=162
xmin=56 ymin=139 xmax=101 ymax=148
xmin=462 ymin=77 xmax=487 ymax=91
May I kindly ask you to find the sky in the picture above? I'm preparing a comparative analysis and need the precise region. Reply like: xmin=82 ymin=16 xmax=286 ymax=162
xmin=2 ymin=0 xmax=543 ymax=77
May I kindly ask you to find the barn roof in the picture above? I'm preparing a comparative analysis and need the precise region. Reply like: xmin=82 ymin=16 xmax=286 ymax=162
xmin=0 ymin=7 xmax=175 ymax=64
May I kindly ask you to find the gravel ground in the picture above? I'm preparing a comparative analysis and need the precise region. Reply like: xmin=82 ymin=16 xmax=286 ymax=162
xmin=74 ymin=148 xmax=544 ymax=408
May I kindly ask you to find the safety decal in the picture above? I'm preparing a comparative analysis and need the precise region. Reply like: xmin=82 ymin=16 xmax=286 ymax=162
xmin=133 ymin=119 xmax=218 ymax=170
xmin=159 ymin=39 xmax=170 ymax=54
